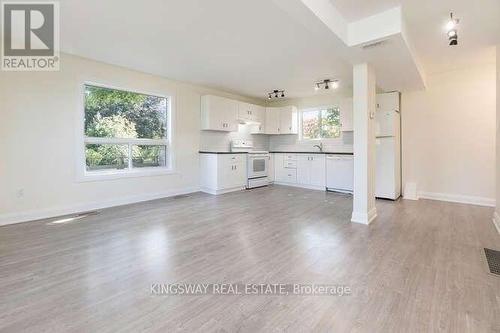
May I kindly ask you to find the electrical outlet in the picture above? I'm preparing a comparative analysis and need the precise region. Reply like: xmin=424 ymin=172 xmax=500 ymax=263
xmin=16 ymin=189 xmax=24 ymax=198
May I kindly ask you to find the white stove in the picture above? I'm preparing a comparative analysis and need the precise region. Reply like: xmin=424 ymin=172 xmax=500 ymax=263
xmin=231 ymin=140 xmax=270 ymax=189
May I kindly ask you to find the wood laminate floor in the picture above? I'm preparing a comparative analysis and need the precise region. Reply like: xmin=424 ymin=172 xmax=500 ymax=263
xmin=1 ymin=185 xmax=500 ymax=332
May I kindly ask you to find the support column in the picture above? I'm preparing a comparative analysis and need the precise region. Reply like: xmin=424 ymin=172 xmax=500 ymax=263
xmin=495 ymin=45 xmax=500 ymax=232
xmin=351 ymin=63 xmax=377 ymax=225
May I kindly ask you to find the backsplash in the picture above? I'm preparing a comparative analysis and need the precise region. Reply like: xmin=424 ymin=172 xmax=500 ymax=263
xmin=200 ymin=124 xmax=269 ymax=151
xmin=269 ymin=132 xmax=353 ymax=153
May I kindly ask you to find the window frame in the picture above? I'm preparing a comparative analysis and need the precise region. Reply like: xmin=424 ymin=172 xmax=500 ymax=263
xmin=299 ymin=105 xmax=343 ymax=143
xmin=76 ymin=81 xmax=175 ymax=182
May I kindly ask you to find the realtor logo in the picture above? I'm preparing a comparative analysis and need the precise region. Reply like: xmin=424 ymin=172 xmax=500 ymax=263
xmin=2 ymin=1 xmax=59 ymax=71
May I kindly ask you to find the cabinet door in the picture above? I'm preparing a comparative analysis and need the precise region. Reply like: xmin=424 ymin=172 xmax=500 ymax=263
xmin=201 ymin=95 xmax=238 ymax=131
xmin=296 ymin=155 xmax=310 ymax=185
xmin=279 ymin=106 xmax=298 ymax=134
xmin=309 ymin=155 xmax=326 ymax=187
xmin=224 ymin=99 xmax=239 ymax=132
xmin=238 ymin=102 xmax=252 ymax=121
xmin=252 ymin=105 xmax=265 ymax=123
xmin=265 ymin=108 xmax=280 ymax=134
xmin=339 ymin=97 xmax=353 ymax=132
xmin=219 ymin=155 xmax=245 ymax=189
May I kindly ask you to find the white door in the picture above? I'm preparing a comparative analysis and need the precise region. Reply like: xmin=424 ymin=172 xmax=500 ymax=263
xmin=309 ymin=155 xmax=326 ymax=187
xmin=375 ymin=110 xmax=396 ymax=137
xmin=375 ymin=138 xmax=396 ymax=199
xmin=339 ymin=97 xmax=353 ymax=132
xmin=265 ymin=108 xmax=280 ymax=134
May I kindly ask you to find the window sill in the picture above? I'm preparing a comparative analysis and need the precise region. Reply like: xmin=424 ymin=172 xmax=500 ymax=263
xmin=77 ymin=167 xmax=176 ymax=182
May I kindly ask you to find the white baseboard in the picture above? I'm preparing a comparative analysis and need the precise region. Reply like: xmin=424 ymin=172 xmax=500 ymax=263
xmin=199 ymin=186 xmax=246 ymax=195
xmin=493 ymin=212 xmax=500 ymax=234
xmin=0 ymin=186 xmax=200 ymax=227
xmin=417 ymin=191 xmax=495 ymax=207
xmin=351 ymin=207 xmax=377 ymax=225
xmin=273 ymin=182 xmax=325 ymax=191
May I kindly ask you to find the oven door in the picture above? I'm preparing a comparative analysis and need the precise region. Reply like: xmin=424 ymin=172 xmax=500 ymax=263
xmin=248 ymin=155 xmax=268 ymax=179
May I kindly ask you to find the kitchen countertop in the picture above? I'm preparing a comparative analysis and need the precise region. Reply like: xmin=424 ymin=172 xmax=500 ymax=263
xmin=270 ymin=151 xmax=353 ymax=155
xmin=199 ymin=151 xmax=353 ymax=155
xmin=199 ymin=151 xmax=248 ymax=154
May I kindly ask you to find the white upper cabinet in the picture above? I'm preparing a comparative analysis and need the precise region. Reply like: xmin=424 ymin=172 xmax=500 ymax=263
xmin=265 ymin=106 xmax=298 ymax=135
xmin=201 ymin=95 xmax=239 ymax=132
xmin=339 ymin=97 xmax=353 ymax=132
xmin=238 ymin=102 xmax=266 ymax=123
xmin=279 ymin=106 xmax=298 ymax=134
xmin=265 ymin=107 xmax=281 ymax=134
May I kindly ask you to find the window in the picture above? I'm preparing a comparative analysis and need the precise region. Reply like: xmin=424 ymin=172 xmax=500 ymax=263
xmin=300 ymin=107 xmax=341 ymax=140
xmin=83 ymin=84 xmax=170 ymax=177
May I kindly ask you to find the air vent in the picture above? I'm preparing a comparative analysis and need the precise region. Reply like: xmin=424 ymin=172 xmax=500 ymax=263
xmin=362 ymin=40 xmax=386 ymax=49
xmin=484 ymin=248 xmax=500 ymax=276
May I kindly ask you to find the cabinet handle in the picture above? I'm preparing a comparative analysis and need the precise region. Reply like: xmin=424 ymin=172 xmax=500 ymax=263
xmin=235 ymin=165 xmax=237 ymax=170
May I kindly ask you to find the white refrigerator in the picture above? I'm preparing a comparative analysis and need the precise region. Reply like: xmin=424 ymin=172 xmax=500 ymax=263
xmin=375 ymin=92 xmax=401 ymax=200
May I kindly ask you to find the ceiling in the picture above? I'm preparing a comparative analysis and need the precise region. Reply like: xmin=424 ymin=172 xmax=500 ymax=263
xmin=59 ymin=0 xmax=499 ymax=100
xmin=330 ymin=0 xmax=400 ymax=22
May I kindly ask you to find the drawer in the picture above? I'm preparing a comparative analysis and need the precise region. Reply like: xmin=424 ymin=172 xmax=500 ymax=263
xmin=219 ymin=154 xmax=244 ymax=164
xmin=284 ymin=154 xmax=297 ymax=161
xmin=276 ymin=168 xmax=297 ymax=183
xmin=283 ymin=160 xmax=297 ymax=169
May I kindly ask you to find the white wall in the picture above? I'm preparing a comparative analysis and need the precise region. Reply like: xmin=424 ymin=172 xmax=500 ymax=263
xmin=0 ymin=54 xmax=262 ymax=225
xmin=200 ymin=124 xmax=269 ymax=152
xmin=402 ymin=63 xmax=496 ymax=206
xmin=267 ymin=92 xmax=354 ymax=153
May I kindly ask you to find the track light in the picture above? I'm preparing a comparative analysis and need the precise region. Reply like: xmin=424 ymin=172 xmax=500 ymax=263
xmin=446 ymin=13 xmax=459 ymax=46
xmin=267 ymin=89 xmax=285 ymax=99
xmin=314 ymin=79 xmax=339 ymax=91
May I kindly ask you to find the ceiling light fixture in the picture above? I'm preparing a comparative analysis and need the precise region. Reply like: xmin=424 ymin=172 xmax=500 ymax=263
xmin=446 ymin=12 xmax=459 ymax=46
xmin=267 ymin=89 xmax=285 ymax=99
xmin=314 ymin=79 xmax=339 ymax=91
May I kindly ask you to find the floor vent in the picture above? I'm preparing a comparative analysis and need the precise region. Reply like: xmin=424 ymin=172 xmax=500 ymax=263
xmin=47 ymin=211 xmax=99 ymax=225
xmin=484 ymin=248 xmax=500 ymax=276
xmin=173 ymin=194 xmax=191 ymax=200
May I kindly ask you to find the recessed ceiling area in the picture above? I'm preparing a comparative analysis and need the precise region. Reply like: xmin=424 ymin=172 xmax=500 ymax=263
xmin=330 ymin=0 xmax=400 ymax=22
xmin=59 ymin=0 xmax=499 ymax=99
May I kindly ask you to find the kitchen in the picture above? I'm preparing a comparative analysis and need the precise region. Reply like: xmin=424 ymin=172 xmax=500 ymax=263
xmin=199 ymin=92 xmax=400 ymax=199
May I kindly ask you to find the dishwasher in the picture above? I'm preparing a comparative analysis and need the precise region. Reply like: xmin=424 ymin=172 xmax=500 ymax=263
xmin=326 ymin=154 xmax=354 ymax=193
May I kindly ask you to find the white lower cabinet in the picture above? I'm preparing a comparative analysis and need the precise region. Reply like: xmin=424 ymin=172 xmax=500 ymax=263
xmin=200 ymin=154 xmax=247 ymax=195
xmin=297 ymin=154 xmax=325 ymax=189
xmin=274 ymin=153 xmax=297 ymax=184
xmin=274 ymin=153 xmax=325 ymax=189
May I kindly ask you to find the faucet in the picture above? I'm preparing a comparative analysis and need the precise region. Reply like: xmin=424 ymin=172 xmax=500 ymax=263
xmin=313 ymin=142 xmax=323 ymax=152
